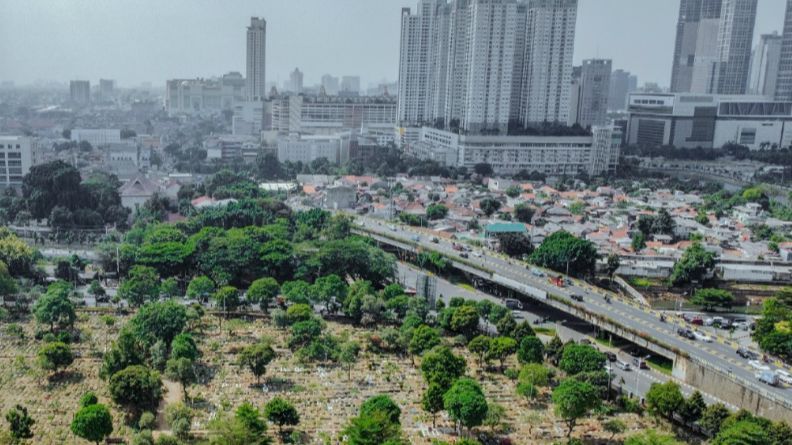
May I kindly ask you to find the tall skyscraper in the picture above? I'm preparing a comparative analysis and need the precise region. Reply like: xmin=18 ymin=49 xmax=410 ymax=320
xmin=397 ymin=0 xmax=578 ymax=132
xmin=775 ymin=1 xmax=792 ymax=100
xmin=289 ymin=68 xmax=304 ymax=93
xmin=70 ymin=80 xmax=90 ymax=106
xmin=569 ymin=59 xmax=612 ymax=128
xmin=608 ymin=69 xmax=638 ymax=111
xmin=246 ymin=17 xmax=267 ymax=101
xmin=321 ymin=75 xmax=340 ymax=95
xmin=748 ymin=32 xmax=782 ymax=96
xmin=519 ymin=0 xmax=579 ymax=126
xmin=670 ymin=0 xmax=757 ymax=95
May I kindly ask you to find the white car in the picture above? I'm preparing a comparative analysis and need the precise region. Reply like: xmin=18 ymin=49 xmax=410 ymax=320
xmin=472 ymin=251 xmax=482 ymax=258
xmin=693 ymin=331 xmax=713 ymax=343
xmin=776 ymin=369 xmax=792 ymax=385
xmin=748 ymin=360 xmax=771 ymax=372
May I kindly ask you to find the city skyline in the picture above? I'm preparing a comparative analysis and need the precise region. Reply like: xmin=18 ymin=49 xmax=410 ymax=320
xmin=0 ymin=0 xmax=786 ymax=88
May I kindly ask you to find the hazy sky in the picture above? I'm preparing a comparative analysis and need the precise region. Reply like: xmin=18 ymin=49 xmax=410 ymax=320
xmin=0 ymin=0 xmax=787 ymax=88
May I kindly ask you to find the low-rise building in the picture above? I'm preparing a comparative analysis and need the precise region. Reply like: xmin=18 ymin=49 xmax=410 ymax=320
xmin=119 ymin=176 xmax=159 ymax=211
xmin=71 ymin=129 xmax=122 ymax=147
xmin=626 ymin=92 xmax=792 ymax=150
xmin=166 ymin=72 xmax=246 ymax=117
xmin=0 ymin=136 xmax=34 ymax=187
xmin=324 ymin=185 xmax=356 ymax=209
xmin=277 ymin=133 xmax=351 ymax=164
xmin=409 ymin=126 xmax=621 ymax=176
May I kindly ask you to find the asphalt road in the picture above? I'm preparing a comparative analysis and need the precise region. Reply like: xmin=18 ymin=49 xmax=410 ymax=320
xmin=355 ymin=216 xmax=792 ymax=406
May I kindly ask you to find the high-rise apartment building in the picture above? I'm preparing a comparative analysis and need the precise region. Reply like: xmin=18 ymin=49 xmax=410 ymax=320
xmin=246 ymin=17 xmax=267 ymax=101
xmin=609 ymin=69 xmax=638 ymax=111
xmin=569 ymin=59 xmax=612 ymax=128
xmin=70 ymin=80 xmax=90 ymax=106
xmin=99 ymin=79 xmax=115 ymax=102
xmin=0 ymin=136 xmax=34 ymax=187
xmin=670 ymin=0 xmax=757 ymax=95
xmin=321 ymin=75 xmax=339 ymax=95
xmin=748 ymin=32 xmax=782 ymax=97
xmin=519 ymin=0 xmax=578 ymax=126
xmin=341 ymin=76 xmax=361 ymax=95
xmin=397 ymin=0 xmax=578 ymax=133
xmin=775 ymin=0 xmax=792 ymax=101
xmin=290 ymin=68 xmax=304 ymax=93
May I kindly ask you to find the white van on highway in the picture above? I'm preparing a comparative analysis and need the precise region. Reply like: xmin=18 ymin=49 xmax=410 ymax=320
xmin=616 ymin=360 xmax=631 ymax=371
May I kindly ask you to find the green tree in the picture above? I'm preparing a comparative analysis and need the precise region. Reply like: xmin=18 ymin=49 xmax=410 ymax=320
xmin=645 ymin=381 xmax=684 ymax=420
xmin=165 ymin=402 xmax=193 ymax=441
xmin=443 ymin=378 xmax=488 ymax=434
xmin=670 ymin=242 xmax=716 ymax=286
xmin=530 ymin=231 xmax=598 ymax=277
xmin=339 ymin=341 xmax=361 ymax=381
xmin=421 ymin=383 xmax=445 ymax=427
xmin=309 ymin=274 xmax=347 ymax=310
xmin=468 ymin=335 xmax=491 ymax=367
xmin=264 ymin=397 xmax=300 ymax=435
xmin=118 ymin=265 xmax=160 ymax=307
xmin=559 ymin=344 xmax=605 ymax=375
xmin=699 ymin=403 xmax=731 ymax=435
xmin=605 ymin=253 xmax=621 ymax=280
xmin=713 ymin=420 xmax=770 ymax=445
xmin=5 ymin=405 xmax=34 ymax=442
xmin=33 ymin=282 xmax=76 ymax=332
xmin=603 ymin=419 xmax=626 ymax=440
xmin=552 ymin=378 xmax=601 ymax=437
xmin=408 ymin=325 xmax=441 ymax=358
xmin=341 ymin=411 xmax=404 ymax=445
xmin=170 ymin=333 xmax=199 ymax=361
xmin=128 ymin=300 xmax=187 ymax=347
xmin=486 ymin=337 xmax=517 ymax=370
xmin=38 ymin=341 xmax=74 ymax=377
xmin=238 ymin=341 xmax=276 ymax=384
xmin=159 ymin=277 xmax=180 ymax=299
xmin=79 ymin=392 xmax=98 ymax=408
xmin=108 ymin=365 xmax=163 ymax=416
xmin=87 ymin=280 xmax=104 ymax=298
xmin=505 ymin=185 xmax=523 ymax=198
xmin=420 ymin=346 xmax=466 ymax=390
xmin=360 ymin=395 xmax=401 ymax=425
xmin=624 ymin=430 xmax=684 ymax=445
xmin=517 ymin=336 xmax=544 ymax=364
xmin=165 ymin=357 xmax=196 ymax=402
xmin=214 ymin=286 xmax=242 ymax=314
xmin=516 ymin=364 xmax=553 ymax=400
xmin=449 ymin=305 xmax=480 ymax=338
xmin=513 ymin=203 xmax=535 ymax=223
xmin=680 ymin=390 xmax=706 ymax=423
xmin=632 ymin=233 xmax=646 ymax=252
xmin=479 ymin=198 xmax=502 ymax=217
xmin=71 ymin=404 xmax=113 ymax=445
xmin=186 ymin=275 xmax=215 ymax=302
xmin=691 ymin=288 xmax=734 ymax=311
xmin=246 ymin=277 xmax=279 ymax=313
xmin=426 ymin=204 xmax=449 ymax=220
xmin=495 ymin=233 xmax=534 ymax=258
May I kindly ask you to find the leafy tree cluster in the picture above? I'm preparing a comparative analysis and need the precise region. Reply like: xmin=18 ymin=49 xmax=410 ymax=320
xmin=529 ymin=230 xmax=598 ymax=277
xmin=753 ymin=288 xmax=792 ymax=361
xmin=635 ymin=208 xmax=676 ymax=238
xmin=16 ymin=161 xmax=129 ymax=229
xmin=670 ymin=242 xmax=716 ymax=286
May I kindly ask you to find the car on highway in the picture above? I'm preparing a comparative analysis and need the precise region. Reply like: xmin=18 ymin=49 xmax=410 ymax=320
xmin=430 ymin=237 xmax=439 ymax=243
xmin=616 ymin=360 xmax=631 ymax=371
xmin=748 ymin=360 xmax=771 ymax=372
xmin=677 ymin=328 xmax=695 ymax=340
xmin=570 ymin=294 xmax=584 ymax=302
xmin=633 ymin=357 xmax=649 ymax=370
xmin=690 ymin=316 xmax=704 ymax=326
xmin=388 ymin=225 xmax=397 ymax=232
xmin=736 ymin=347 xmax=759 ymax=360
xmin=693 ymin=331 xmax=713 ymax=343
xmin=504 ymin=298 xmax=523 ymax=310
xmin=472 ymin=251 xmax=482 ymax=258
xmin=530 ymin=268 xmax=545 ymax=277
xmin=605 ymin=352 xmax=617 ymax=362
xmin=757 ymin=370 xmax=779 ymax=386
xmin=459 ymin=252 xmax=469 ymax=258
xmin=776 ymin=369 xmax=792 ymax=385
xmin=411 ymin=235 xmax=421 ymax=242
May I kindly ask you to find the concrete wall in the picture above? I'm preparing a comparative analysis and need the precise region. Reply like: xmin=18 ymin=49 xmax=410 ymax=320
xmin=673 ymin=355 xmax=792 ymax=421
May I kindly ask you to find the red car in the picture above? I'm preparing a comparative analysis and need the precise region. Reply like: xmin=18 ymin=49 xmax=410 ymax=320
xmin=691 ymin=316 xmax=703 ymax=326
